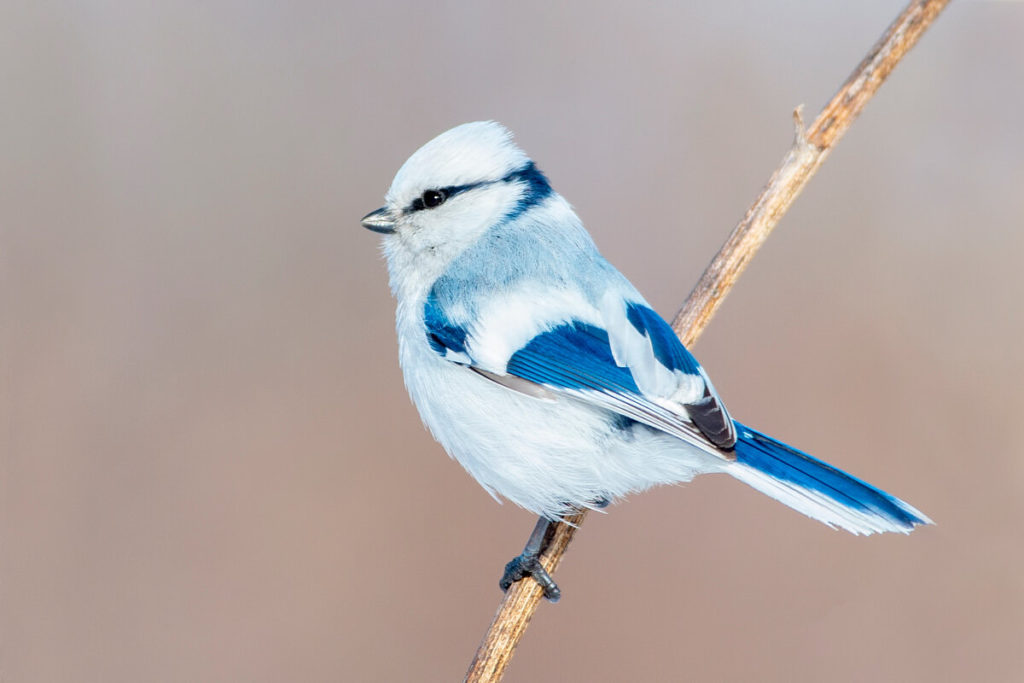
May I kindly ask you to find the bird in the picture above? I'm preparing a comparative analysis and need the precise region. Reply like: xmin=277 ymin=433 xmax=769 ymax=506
xmin=361 ymin=121 xmax=930 ymax=601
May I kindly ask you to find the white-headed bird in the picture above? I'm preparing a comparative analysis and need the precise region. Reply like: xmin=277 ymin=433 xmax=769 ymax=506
xmin=362 ymin=122 xmax=930 ymax=600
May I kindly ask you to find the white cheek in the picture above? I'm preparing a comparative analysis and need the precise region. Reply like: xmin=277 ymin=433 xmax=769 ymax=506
xmin=402 ymin=184 xmax=521 ymax=254
xmin=385 ymin=184 xmax=524 ymax=303
xmin=440 ymin=188 xmax=515 ymax=240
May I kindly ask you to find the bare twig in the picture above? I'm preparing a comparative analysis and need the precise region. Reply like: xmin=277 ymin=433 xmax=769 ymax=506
xmin=671 ymin=0 xmax=950 ymax=342
xmin=465 ymin=2 xmax=950 ymax=680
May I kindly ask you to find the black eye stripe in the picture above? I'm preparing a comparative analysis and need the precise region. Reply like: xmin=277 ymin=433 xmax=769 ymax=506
xmin=408 ymin=181 xmax=483 ymax=213
xmin=405 ymin=162 xmax=551 ymax=214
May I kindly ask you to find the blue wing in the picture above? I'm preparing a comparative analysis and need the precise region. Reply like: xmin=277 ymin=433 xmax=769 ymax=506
xmin=424 ymin=291 xmax=737 ymax=454
xmin=618 ymin=303 xmax=735 ymax=447
xmin=506 ymin=321 xmax=642 ymax=394
xmin=504 ymin=318 xmax=735 ymax=452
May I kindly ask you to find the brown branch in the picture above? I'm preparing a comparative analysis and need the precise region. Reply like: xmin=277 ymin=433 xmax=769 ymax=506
xmin=671 ymin=0 xmax=950 ymax=342
xmin=465 ymin=1 xmax=950 ymax=680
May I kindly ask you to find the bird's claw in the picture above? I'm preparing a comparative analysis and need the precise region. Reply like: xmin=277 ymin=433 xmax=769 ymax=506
xmin=500 ymin=554 xmax=561 ymax=602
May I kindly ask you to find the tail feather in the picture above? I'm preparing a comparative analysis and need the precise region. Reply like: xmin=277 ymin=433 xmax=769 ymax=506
xmin=727 ymin=422 xmax=931 ymax=535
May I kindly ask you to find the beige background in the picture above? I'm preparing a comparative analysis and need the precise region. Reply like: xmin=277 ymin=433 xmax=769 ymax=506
xmin=3 ymin=2 xmax=1023 ymax=681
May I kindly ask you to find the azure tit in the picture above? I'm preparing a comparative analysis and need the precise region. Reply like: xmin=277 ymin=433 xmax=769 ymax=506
xmin=362 ymin=122 xmax=930 ymax=601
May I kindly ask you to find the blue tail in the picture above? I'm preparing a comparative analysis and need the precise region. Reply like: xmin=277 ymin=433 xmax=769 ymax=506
xmin=727 ymin=422 xmax=931 ymax=535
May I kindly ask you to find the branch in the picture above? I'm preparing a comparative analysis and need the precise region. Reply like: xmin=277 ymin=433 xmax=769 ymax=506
xmin=465 ymin=2 xmax=950 ymax=680
xmin=671 ymin=0 xmax=950 ymax=342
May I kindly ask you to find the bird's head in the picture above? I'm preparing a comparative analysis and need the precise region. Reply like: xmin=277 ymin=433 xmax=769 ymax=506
xmin=361 ymin=122 xmax=553 ymax=259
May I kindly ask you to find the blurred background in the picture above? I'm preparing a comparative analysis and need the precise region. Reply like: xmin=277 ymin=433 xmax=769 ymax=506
xmin=3 ymin=1 xmax=1022 ymax=681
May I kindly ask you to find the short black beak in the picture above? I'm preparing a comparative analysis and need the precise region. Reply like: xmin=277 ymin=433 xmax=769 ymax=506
xmin=361 ymin=207 xmax=396 ymax=234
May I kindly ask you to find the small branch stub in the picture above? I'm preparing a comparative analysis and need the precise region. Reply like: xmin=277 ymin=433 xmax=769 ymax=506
xmin=792 ymin=105 xmax=814 ymax=154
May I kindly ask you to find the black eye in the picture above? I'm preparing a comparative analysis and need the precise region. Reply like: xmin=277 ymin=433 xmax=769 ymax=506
xmin=421 ymin=189 xmax=446 ymax=209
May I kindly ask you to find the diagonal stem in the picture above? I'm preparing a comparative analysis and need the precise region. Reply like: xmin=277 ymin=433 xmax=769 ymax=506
xmin=465 ymin=2 xmax=951 ymax=681
xmin=670 ymin=0 xmax=951 ymax=345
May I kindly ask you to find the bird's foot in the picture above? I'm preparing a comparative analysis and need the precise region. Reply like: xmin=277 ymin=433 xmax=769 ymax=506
xmin=500 ymin=553 xmax=561 ymax=602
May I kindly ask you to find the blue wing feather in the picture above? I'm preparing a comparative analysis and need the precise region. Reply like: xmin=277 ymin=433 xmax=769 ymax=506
xmin=424 ymin=291 xmax=469 ymax=355
xmin=501 ymin=320 xmax=730 ymax=457
xmin=624 ymin=303 xmax=701 ymax=375
xmin=622 ymin=303 xmax=736 ymax=447
xmin=506 ymin=322 xmax=640 ymax=393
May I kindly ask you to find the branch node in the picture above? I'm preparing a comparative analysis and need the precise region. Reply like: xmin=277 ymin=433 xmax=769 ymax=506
xmin=792 ymin=104 xmax=818 ymax=155
xmin=792 ymin=104 xmax=806 ymax=138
